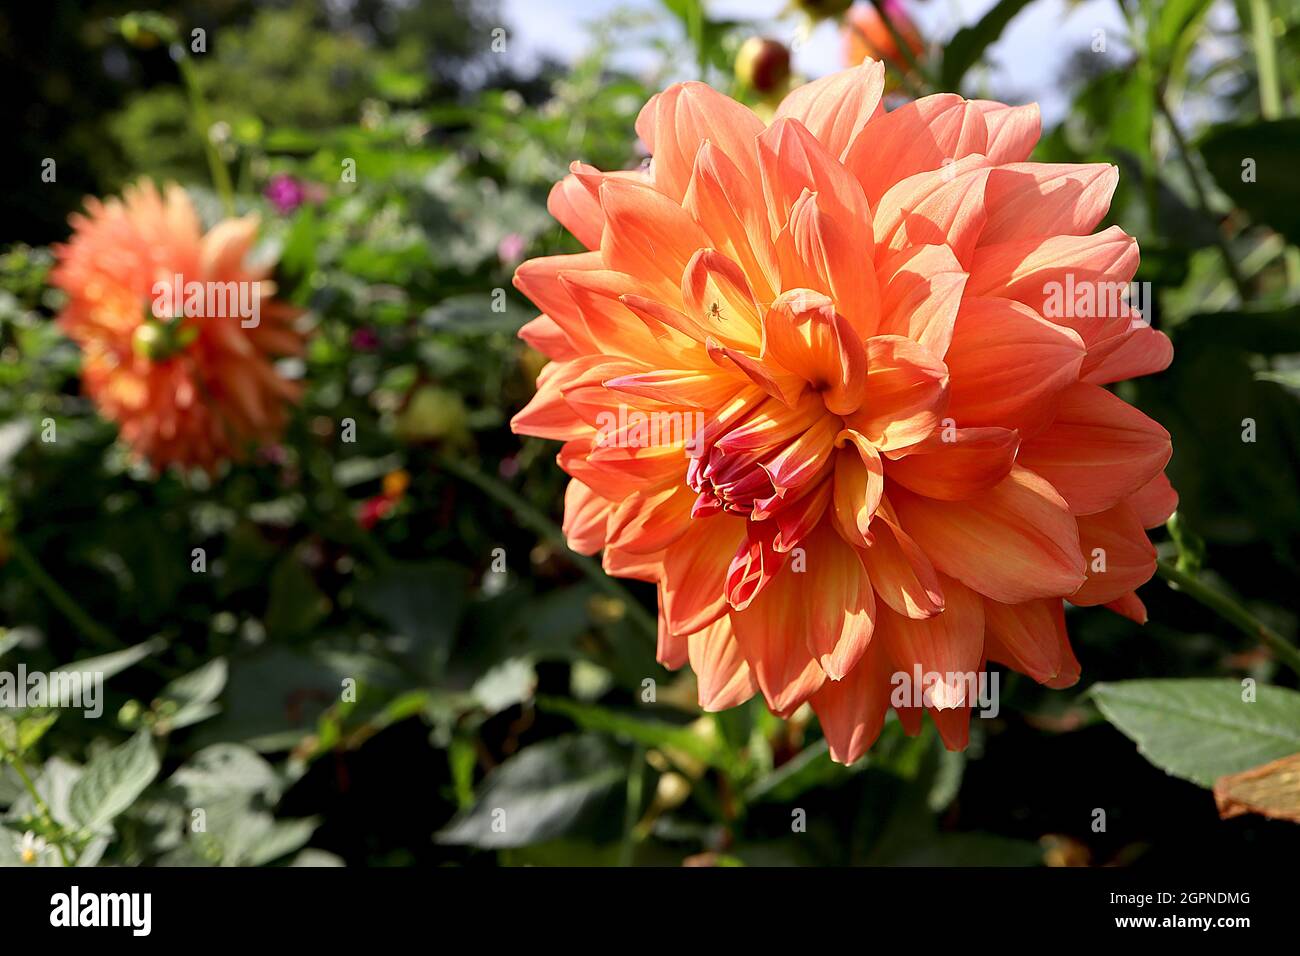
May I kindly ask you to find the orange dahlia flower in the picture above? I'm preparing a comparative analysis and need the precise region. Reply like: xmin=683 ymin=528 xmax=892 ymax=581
xmin=51 ymin=182 xmax=305 ymax=473
xmin=512 ymin=63 xmax=1175 ymax=763
xmin=844 ymin=1 xmax=924 ymax=79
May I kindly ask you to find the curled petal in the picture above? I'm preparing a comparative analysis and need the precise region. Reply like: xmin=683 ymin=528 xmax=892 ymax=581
xmin=831 ymin=429 xmax=885 ymax=546
xmin=763 ymin=290 xmax=869 ymax=415
xmin=875 ymin=243 xmax=968 ymax=358
xmin=970 ymin=101 xmax=1041 ymax=164
xmin=758 ymin=117 xmax=874 ymax=238
xmin=861 ymin=496 xmax=945 ymax=619
xmin=845 ymin=335 xmax=949 ymax=451
xmin=547 ymin=168 xmax=606 ymax=249
xmin=562 ymin=479 xmax=612 ymax=556
xmin=1129 ymin=471 xmax=1179 ymax=529
xmin=983 ymin=597 xmax=1068 ymax=685
xmin=979 ymin=163 xmax=1119 ymax=246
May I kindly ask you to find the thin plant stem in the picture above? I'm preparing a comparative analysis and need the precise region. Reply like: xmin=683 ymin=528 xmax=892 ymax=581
xmin=9 ymin=754 xmax=73 ymax=867
xmin=175 ymin=50 xmax=235 ymax=216
xmin=437 ymin=455 xmax=659 ymax=645
xmin=8 ymin=538 xmax=118 ymax=651
xmin=618 ymin=744 xmax=644 ymax=867
xmin=1156 ymin=559 xmax=1300 ymax=677
xmin=1155 ymin=89 xmax=1250 ymax=301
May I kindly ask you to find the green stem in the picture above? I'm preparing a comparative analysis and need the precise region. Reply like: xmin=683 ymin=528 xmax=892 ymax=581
xmin=1155 ymin=89 xmax=1250 ymax=302
xmin=618 ymin=744 xmax=644 ymax=867
xmin=9 ymin=754 xmax=72 ymax=867
xmin=436 ymin=456 xmax=658 ymax=645
xmin=175 ymin=51 xmax=235 ymax=216
xmin=1156 ymin=559 xmax=1300 ymax=677
xmin=1249 ymin=0 xmax=1283 ymax=120
xmin=8 ymin=538 xmax=119 ymax=651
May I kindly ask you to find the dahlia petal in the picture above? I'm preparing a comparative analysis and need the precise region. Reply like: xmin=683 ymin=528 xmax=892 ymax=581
xmin=943 ymin=297 xmax=1085 ymax=435
xmin=1105 ymin=590 xmax=1149 ymax=625
xmin=562 ymin=479 xmax=612 ymax=556
xmin=846 ymin=335 xmax=950 ymax=451
xmin=883 ymin=163 xmax=991 ymax=267
xmin=773 ymin=59 xmax=886 ymax=161
xmin=682 ymin=142 xmax=781 ymax=301
xmin=781 ymin=190 xmax=881 ymax=338
xmin=880 ymin=576 xmax=984 ymax=709
xmin=657 ymin=603 xmax=689 ymax=669
xmin=1017 ymin=383 xmax=1171 ymax=516
xmin=1128 ymin=471 xmax=1179 ymax=529
xmin=796 ymin=522 xmax=877 ymax=680
xmin=200 ymin=215 xmax=260 ymax=279
xmin=599 ymin=178 xmax=709 ymax=299
xmin=872 ymin=154 xmax=991 ymax=255
xmin=875 ymin=244 xmax=967 ymax=359
xmin=847 ymin=94 xmax=989 ymax=205
xmin=831 ymin=429 xmax=885 ymax=547
xmin=688 ymin=617 xmax=758 ymax=711
xmin=547 ymin=169 xmax=605 ymax=249
xmin=763 ymin=290 xmax=869 ymax=415
xmin=706 ymin=338 xmax=805 ymax=406
xmin=1081 ymin=322 xmax=1173 ymax=384
xmin=810 ymin=639 xmax=891 ymax=764
xmin=892 ymin=466 xmax=1086 ymax=603
xmin=603 ymin=546 xmax=663 ymax=582
xmin=970 ymin=101 xmax=1041 ymax=164
xmin=979 ymin=163 xmax=1119 ymax=246
xmin=861 ymin=496 xmax=945 ymax=619
xmin=771 ymin=478 xmax=833 ymax=553
xmin=603 ymin=367 xmax=744 ymax=409
xmin=762 ymin=414 xmax=839 ymax=495
xmin=758 ymin=117 xmax=873 ymax=239
xmin=510 ymin=358 xmax=600 ymax=441
xmin=661 ymin=514 xmax=748 ymax=635
xmin=1071 ymin=501 xmax=1157 ymax=606
xmin=681 ymin=248 xmax=764 ymax=351
xmin=635 ymin=81 xmax=765 ymax=204
xmin=518 ymin=314 xmax=581 ymax=360
xmin=983 ymin=597 xmax=1067 ymax=684
xmin=730 ymin=568 xmax=827 ymax=716
xmin=725 ymin=520 xmax=788 ymax=610
xmin=885 ymin=426 xmax=1019 ymax=501
xmin=513 ymin=251 xmax=603 ymax=345
xmin=966 ymin=226 xmax=1139 ymax=345
xmin=605 ymin=481 xmax=696 ymax=555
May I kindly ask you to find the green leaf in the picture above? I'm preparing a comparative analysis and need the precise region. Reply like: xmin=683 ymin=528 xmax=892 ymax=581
xmin=54 ymin=638 xmax=165 ymax=683
xmin=0 ymin=712 xmax=58 ymax=756
xmin=356 ymin=561 xmax=469 ymax=680
xmin=1199 ymin=119 xmax=1300 ymax=244
xmin=940 ymin=0 xmax=1033 ymax=90
xmin=537 ymin=695 xmax=727 ymax=770
xmin=152 ymin=657 xmax=228 ymax=733
xmin=435 ymin=734 xmax=625 ymax=848
xmin=1091 ymin=679 xmax=1300 ymax=787
xmin=68 ymin=730 xmax=161 ymax=832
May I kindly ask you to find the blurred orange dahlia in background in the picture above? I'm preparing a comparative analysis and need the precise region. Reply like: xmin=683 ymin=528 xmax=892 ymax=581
xmin=843 ymin=1 xmax=925 ymax=81
xmin=512 ymin=61 xmax=1175 ymax=763
xmin=51 ymin=182 xmax=305 ymax=473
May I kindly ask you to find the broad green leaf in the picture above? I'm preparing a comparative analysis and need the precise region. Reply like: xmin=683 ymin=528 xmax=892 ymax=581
xmin=1199 ymin=119 xmax=1300 ymax=244
xmin=152 ymin=658 xmax=228 ymax=733
xmin=436 ymin=734 xmax=625 ymax=848
xmin=1091 ymin=679 xmax=1300 ymax=787
xmin=167 ymin=744 xmax=284 ymax=807
xmin=940 ymin=0 xmax=1034 ymax=90
xmin=68 ymin=730 xmax=161 ymax=832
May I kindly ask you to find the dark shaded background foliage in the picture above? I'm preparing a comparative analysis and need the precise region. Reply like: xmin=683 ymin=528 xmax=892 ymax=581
xmin=1 ymin=0 xmax=1298 ymax=867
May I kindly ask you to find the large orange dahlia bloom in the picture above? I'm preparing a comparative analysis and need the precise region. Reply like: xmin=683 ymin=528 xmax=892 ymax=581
xmin=512 ymin=63 xmax=1176 ymax=763
xmin=52 ymin=182 xmax=304 ymax=473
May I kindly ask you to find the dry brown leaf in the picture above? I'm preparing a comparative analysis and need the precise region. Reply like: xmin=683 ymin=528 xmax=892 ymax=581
xmin=1213 ymin=752 xmax=1300 ymax=823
